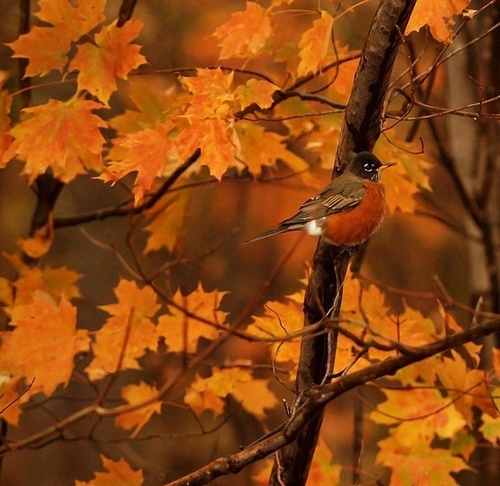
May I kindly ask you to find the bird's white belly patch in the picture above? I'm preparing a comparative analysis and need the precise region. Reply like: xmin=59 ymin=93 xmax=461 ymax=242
xmin=304 ymin=218 xmax=326 ymax=236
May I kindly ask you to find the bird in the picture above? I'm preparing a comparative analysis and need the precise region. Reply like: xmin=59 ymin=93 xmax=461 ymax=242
xmin=246 ymin=152 xmax=394 ymax=246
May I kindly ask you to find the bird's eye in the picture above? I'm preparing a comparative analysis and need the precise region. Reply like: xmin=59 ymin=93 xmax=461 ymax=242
xmin=364 ymin=163 xmax=374 ymax=172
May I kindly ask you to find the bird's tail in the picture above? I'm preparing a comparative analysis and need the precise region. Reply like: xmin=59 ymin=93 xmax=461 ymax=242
xmin=245 ymin=223 xmax=301 ymax=243
xmin=245 ymin=226 xmax=287 ymax=243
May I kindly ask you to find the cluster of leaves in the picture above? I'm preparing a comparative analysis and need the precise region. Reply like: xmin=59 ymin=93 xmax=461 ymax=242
xmin=0 ymin=0 xmax=497 ymax=485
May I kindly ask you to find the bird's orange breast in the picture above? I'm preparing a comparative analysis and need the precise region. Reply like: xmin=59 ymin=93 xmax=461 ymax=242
xmin=322 ymin=181 xmax=387 ymax=246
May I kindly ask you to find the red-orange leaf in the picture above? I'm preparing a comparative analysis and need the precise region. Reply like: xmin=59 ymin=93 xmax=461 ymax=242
xmin=3 ymin=96 xmax=106 ymax=183
xmin=70 ymin=20 xmax=147 ymax=104
xmin=214 ymin=2 xmax=273 ymax=60
xmin=102 ymin=120 xmax=177 ymax=203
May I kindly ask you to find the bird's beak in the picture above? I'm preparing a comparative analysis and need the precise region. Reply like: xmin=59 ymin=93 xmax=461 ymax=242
xmin=378 ymin=162 xmax=395 ymax=171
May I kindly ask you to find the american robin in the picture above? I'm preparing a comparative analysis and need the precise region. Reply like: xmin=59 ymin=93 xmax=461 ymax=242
xmin=247 ymin=152 xmax=394 ymax=246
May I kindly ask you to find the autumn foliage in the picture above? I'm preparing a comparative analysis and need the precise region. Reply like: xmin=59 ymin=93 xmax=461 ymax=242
xmin=0 ymin=0 xmax=499 ymax=485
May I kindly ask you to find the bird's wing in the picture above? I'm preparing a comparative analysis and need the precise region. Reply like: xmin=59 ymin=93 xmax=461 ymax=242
xmin=283 ymin=178 xmax=366 ymax=224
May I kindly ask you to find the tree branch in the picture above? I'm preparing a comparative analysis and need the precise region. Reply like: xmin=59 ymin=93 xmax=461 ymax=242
xmin=270 ymin=1 xmax=417 ymax=483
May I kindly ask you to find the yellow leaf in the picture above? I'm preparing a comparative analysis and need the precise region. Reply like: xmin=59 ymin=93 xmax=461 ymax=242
xmin=76 ymin=456 xmax=143 ymax=486
xmin=248 ymin=298 xmax=303 ymax=376
xmin=184 ymin=367 xmax=277 ymax=419
xmin=86 ymin=280 xmax=160 ymax=380
xmin=236 ymin=120 xmax=308 ymax=176
xmin=297 ymin=11 xmax=334 ymax=77
xmin=234 ymin=78 xmax=278 ymax=110
xmin=157 ymin=284 xmax=228 ymax=354
xmin=115 ymin=383 xmax=162 ymax=437
xmin=17 ymin=216 xmax=54 ymax=259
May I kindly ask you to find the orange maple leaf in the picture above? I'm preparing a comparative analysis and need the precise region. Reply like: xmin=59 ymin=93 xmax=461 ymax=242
xmin=234 ymin=78 xmax=278 ymax=110
xmin=254 ymin=439 xmax=341 ymax=485
xmin=375 ymin=140 xmax=432 ymax=215
xmin=406 ymin=0 xmax=471 ymax=44
xmin=236 ymin=120 xmax=308 ymax=176
xmin=297 ymin=10 xmax=334 ymax=78
xmin=377 ymin=436 xmax=471 ymax=484
xmin=86 ymin=279 xmax=161 ymax=381
xmin=248 ymin=297 xmax=303 ymax=376
xmin=76 ymin=456 xmax=143 ymax=486
xmin=177 ymin=117 xmax=239 ymax=180
xmin=36 ymin=0 xmax=106 ymax=37
xmin=214 ymin=2 xmax=273 ymax=60
xmin=4 ymin=254 xmax=82 ymax=305
xmin=184 ymin=367 xmax=277 ymax=419
xmin=3 ymin=96 xmax=106 ymax=183
xmin=115 ymin=382 xmax=162 ymax=437
xmin=6 ymin=24 xmax=74 ymax=77
xmin=0 ymin=291 xmax=89 ymax=408
xmin=157 ymin=284 xmax=228 ymax=354
xmin=70 ymin=20 xmax=147 ymax=104
xmin=102 ymin=120 xmax=177 ymax=203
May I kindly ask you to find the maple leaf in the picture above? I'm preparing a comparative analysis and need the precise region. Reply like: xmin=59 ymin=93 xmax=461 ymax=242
xmin=184 ymin=367 xmax=277 ymax=419
xmin=248 ymin=298 xmax=303 ymax=376
xmin=17 ymin=216 xmax=54 ymax=259
xmin=3 ymin=96 xmax=106 ymax=183
xmin=86 ymin=279 xmax=161 ymax=380
xmin=297 ymin=10 xmax=334 ymax=78
xmin=214 ymin=2 xmax=273 ymax=60
xmin=234 ymin=78 xmax=278 ymax=110
xmin=70 ymin=20 xmax=147 ymax=105
xmin=36 ymin=0 xmax=106 ymax=37
xmin=253 ymin=439 xmax=341 ymax=485
xmin=179 ymin=68 xmax=235 ymax=119
xmin=143 ymin=190 xmax=190 ymax=253
xmin=374 ymin=139 xmax=432 ymax=214
xmin=177 ymin=116 xmax=239 ymax=180
xmin=406 ymin=0 xmax=471 ymax=44
xmin=157 ymin=284 xmax=228 ymax=354
xmin=115 ymin=382 xmax=162 ymax=437
xmin=235 ymin=120 xmax=308 ymax=176
xmin=371 ymin=387 xmax=467 ymax=442
xmin=76 ymin=456 xmax=143 ymax=486
xmin=7 ymin=24 xmax=74 ymax=78
xmin=176 ymin=69 xmax=240 ymax=179
xmin=102 ymin=120 xmax=177 ymax=203
xmin=437 ymin=350 xmax=497 ymax=422
xmin=480 ymin=412 xmax=500 ymax=445
xmin=377 ymin=436 xmax=471 ymax=485
xmin=109 ymin=77 xmax=175 ymax=135
xmin=0 ymin=291 xmax=89 ymax=409
xmin=5 ymin=255 xmax=82 ymax=305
